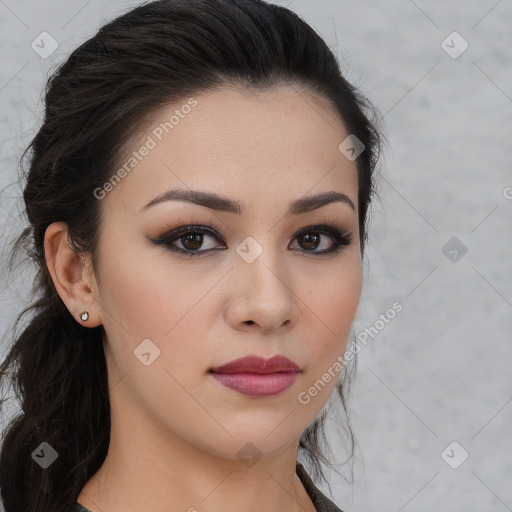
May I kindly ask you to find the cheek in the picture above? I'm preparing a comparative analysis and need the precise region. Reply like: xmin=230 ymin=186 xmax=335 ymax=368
xmin=96 ymin=245 xmax=214 ymax=415
xmin=311 ymin=257 xmax=362 ymax=334
xmin=96 ymin=240 xmax=225 ymax=388
xmin=292 ymin=260 xmax=361 ymax=416
xmin=97 ymin=238 xmax=208 ymax=338
xmin=302 ymin=257 xmax=361 ymax=371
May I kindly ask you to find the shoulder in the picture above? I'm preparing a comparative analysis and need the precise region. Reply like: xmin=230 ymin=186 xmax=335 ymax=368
xmin=296 ymin=460 xmax=346 ymax=512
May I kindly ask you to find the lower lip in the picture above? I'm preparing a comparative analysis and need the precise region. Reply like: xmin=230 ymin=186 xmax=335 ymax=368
xmin=210 ymin=372 xmax=300 ymax=397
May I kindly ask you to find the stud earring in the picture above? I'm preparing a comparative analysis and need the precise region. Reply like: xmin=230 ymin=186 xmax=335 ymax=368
xmin=80 ymin=311 xmax=89 ymax=321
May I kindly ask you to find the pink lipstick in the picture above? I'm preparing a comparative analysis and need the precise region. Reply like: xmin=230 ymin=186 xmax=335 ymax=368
xmin=209 ymin=355 xmax=301 ymax=397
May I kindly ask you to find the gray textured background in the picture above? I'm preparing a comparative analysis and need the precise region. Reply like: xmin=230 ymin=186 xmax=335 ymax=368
xmin=1 ymin=1 xmax=511 ymax=511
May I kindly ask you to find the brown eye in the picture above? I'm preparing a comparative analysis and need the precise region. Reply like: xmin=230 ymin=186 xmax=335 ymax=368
xmin=181 ymin=233 xmax=204 ymax=251
xmin=150 ymin=225 xmax=226 ymax=257
xmin=290 ymin=226 xmax=352 ymax=255
xmin=149 ymin=224 xmax=352 ymax=257
xmin=297 ymin=232 xmax=322 ymax=251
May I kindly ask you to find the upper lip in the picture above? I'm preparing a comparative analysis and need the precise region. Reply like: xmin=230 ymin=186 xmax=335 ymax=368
xmin=210 ymin=355 xmax=300 ymax=374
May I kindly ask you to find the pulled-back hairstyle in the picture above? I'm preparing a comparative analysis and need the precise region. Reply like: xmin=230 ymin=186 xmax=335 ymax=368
xmin=0 ymin=1 xmax=383 ymax=510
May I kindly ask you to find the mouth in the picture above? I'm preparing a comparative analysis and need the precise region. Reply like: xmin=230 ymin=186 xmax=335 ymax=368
xmin=208 ymin=354 xmax=301 ymax=397
xmin=209 ymin=354 xmax=300 ymax=374
xmin=208 ymin=371 xmax=301 ymax=397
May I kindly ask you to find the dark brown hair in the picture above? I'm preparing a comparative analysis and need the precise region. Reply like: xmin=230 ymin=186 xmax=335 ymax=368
xmin=0 ymin=1 xmax=383 ymax=510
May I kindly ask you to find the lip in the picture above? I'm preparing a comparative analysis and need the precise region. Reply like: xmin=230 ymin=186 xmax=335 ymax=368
xmin=210 ymin=355 xmax=300 ymax=374
xmin=209 ymin=355 xmax=301 ymax=397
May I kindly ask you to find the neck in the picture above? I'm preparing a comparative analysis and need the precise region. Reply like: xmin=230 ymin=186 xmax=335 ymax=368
xmin=77 ymin=366 xmax=316 ymax=512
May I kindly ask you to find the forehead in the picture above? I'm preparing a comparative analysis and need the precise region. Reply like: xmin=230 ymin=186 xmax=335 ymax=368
xmin=102 ymin=84 xmax=358 ymax=216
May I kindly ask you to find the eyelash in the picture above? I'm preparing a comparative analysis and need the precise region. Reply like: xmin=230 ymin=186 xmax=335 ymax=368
xmin=149 ymin=219 xmax=353 ymax=258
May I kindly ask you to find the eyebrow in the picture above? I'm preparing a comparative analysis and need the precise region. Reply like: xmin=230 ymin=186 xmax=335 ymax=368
xmin=140 ymin=188 xmax=356 ymax=215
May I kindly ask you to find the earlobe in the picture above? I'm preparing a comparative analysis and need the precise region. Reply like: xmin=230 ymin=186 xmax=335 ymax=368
xmin=44 ymin=221 xmax=102 ymax=327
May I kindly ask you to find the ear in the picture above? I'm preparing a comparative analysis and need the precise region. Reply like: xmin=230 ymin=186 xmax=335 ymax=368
xmin=44 ymin=221 xmax=103 ymax=327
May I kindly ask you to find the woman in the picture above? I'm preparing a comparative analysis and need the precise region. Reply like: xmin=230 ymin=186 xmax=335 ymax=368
xmin=0 ymin=1 xmax=383 ymax=511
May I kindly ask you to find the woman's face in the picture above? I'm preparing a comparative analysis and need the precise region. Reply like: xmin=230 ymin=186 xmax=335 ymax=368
xmin=92 ymin=85 xmax=362 ymax=461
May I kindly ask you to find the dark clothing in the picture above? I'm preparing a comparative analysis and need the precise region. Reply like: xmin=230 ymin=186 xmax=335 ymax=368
xmin=295 ymin=461 xmax=345 ymax=512
xmin=69 ymin=460 xmax=344 ymax=512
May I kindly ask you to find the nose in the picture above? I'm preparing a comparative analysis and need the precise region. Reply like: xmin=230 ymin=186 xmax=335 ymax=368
xmin=225 ymin=241 xmax=297 ymax=334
